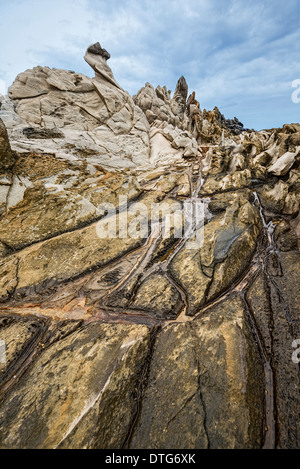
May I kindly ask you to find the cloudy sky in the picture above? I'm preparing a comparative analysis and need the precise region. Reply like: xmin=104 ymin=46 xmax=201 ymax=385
xmin=0 ymin=0 xmax=299 ymax=130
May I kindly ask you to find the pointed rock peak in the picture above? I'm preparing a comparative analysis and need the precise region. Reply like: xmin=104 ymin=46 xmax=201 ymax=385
xmin=87 ymin=42 xmax=111 ymax=61
xmin=187 ymin=91 xmax=201 ymax=121
xmin=175 ymin=76 xmax=188 ymax=94
xmin=173 ymin=76 xmax=188 ymax=103
xmin=187 ymin=91 xmax=198 ymax=106
xmin=171 ymin=76 xmax=188 ymax=120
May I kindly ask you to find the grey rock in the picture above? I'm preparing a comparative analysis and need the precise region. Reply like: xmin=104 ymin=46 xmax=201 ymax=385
xmin=87 ymin=42 xmax=111 ymax=60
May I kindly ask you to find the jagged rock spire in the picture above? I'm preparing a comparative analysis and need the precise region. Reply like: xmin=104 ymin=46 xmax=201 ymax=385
xmin=171 ymin=76 xmax=188 ymax=120
xmin=174 ymin=76 xmax=188 ymax=98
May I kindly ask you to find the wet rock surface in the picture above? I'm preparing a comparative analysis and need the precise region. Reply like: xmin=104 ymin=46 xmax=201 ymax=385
xmin=0 ymin=43 xmax=299 ymax=449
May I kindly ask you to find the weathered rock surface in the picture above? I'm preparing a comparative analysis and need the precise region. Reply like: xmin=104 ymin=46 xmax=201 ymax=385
xmin=130 ymin=295 xmax=265 ymax=449
xmin=0 ymin=42 xmax=299 ymax=449
xmin=268 ymin=148 xmax=299 ymax=176
xmin=0 ymin=118 xmax=15 ymax=172
xmin=0 ymin=321 xmax=151 ymax=449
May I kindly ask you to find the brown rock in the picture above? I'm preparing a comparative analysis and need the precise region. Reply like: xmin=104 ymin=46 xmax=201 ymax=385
xmin=0 ymin=119 xmax=15 ymax=172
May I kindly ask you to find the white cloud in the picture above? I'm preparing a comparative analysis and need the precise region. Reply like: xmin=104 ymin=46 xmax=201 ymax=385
xmin=0 ymin=0 xmax=299 ymax=129
xmin=0 ymin=80 xmax=6 ymax=95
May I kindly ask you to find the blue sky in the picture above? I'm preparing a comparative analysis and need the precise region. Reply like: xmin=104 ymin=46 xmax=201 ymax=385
xmin=0 ymin=0 xmax=299 ymax=130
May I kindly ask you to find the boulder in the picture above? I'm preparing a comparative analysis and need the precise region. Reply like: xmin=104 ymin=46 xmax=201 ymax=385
xmin=268 ymin=148 xmax=299 ymax=176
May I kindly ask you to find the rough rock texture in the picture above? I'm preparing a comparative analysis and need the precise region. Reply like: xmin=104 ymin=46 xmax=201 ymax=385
xmin=0 ymin=118 xmax=15 ymax=172
xmin=130 ymin=295 xmax=265 ymax=449
xmin=0 ymin=321 xmax=151 ymax=449
xmin=0 ymin=43 xmax=299 ymax=449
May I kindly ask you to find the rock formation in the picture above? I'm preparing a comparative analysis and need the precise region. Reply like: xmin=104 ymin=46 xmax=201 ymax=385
xmin=0 ymin=43 xmax=299 ymax=449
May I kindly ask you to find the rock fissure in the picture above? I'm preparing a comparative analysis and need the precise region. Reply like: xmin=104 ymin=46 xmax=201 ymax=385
xmin=124 ymin=325 xmax=161 ymax=449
